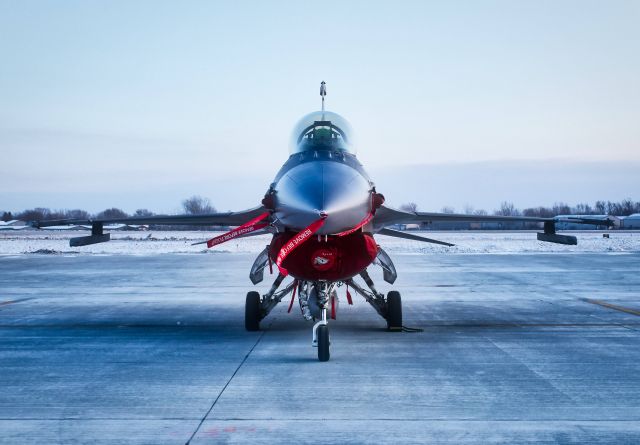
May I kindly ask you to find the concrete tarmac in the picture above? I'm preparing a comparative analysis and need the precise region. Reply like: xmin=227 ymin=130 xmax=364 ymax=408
xmin=1 ymin=252 xmax=639 ymax=444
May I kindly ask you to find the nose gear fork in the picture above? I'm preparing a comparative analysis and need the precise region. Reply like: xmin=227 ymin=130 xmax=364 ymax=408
xmin=313 ymin=307 xmax=331 ymax=361
xmin=312 ymin=307 xmax=328 ymax=347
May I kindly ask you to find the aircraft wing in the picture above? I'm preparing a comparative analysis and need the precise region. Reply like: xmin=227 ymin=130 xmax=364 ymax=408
xmin=32 ymin=206 xmax=268 ymax=228
xmin=372 ymin=205 xmax=615 ymax=245
xmin=31 ymin=206 xmax=269 ymax=247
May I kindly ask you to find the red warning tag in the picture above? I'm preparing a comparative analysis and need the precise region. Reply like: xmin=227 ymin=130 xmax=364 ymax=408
xmin=206 ymin=212 xmax=270 ymax=248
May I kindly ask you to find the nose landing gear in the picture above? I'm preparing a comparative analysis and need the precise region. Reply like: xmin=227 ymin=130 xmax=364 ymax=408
xmin=312 ymin=308 xmax=330 ymax=362
xmin=309 ymin=282 xmax=333 ymax=361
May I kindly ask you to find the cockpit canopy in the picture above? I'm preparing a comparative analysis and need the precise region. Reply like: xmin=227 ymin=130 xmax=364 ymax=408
xmin=289 ymin=111 xmax=356 ymax=155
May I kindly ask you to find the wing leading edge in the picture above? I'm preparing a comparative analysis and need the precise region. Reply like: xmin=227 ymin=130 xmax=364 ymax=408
xmin=372 ymin=205 xmax=615 ymax=245
xmin=31 ymin=206 xmax=269 ymax=247
xmin=32 ymin=206 xmax=268 ymax=228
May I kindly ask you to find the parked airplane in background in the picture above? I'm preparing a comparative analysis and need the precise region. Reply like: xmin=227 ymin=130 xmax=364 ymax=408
xmin=34 ymin=82 xmax=612 ymax=361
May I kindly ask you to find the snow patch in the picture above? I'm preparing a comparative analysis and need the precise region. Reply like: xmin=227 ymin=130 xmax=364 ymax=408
xmin=0 ymin=230 xmax=638 ymax=256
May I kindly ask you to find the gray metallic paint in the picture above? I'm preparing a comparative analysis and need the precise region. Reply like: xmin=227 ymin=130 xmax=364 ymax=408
xmin=273 ymin=158 xmax=372 ymax=235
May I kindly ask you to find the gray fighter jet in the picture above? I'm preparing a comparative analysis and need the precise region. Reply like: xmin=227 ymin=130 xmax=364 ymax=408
xmin=34 ymin=82 xmax=613 ymax=361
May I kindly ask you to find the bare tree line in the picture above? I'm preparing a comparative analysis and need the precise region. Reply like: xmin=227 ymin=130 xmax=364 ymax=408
xmin=400 ymin=199 xmax=640 ymax=217
xmin=1 ymin=195 xmax=216 ymax=223
xmin=2 ymin=197 xmax=639 ymax=225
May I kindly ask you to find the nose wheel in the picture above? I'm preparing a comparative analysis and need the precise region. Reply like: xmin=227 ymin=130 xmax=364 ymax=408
xmin=316 ymin=324 xmax=330 ymax=361
xmin=312 ymin=307 xmax=331 ymax=361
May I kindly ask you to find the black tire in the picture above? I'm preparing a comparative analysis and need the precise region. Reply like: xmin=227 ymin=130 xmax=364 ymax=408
xmin=245 ymin=291 xmax=261 ymax=331
xmin=386 ymin=291 xmax=402 ymax=331
xmin=317 ymin=324 xmax=330 ymax=362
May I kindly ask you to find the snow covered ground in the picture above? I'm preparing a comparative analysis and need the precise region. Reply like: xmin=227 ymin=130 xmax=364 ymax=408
xmin=1 ymin=229 xmax=638 ymax=255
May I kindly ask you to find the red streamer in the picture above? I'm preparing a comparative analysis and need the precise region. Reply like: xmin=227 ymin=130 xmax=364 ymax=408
xmin=275 ymin=215 xmax=327 ymax=276
xmin=206 ymin=212 xmax=270 ymax=248
xmin=336 ymin=212 xmax=374 ymax=237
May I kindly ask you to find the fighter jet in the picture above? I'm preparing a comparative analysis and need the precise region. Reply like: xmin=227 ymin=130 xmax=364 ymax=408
xmin=34 ymin=82 xmax=613 ymax=361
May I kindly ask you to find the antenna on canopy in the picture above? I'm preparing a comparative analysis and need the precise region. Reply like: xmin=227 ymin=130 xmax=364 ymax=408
xmin=320 ymin=81 xmax=327 ymax=112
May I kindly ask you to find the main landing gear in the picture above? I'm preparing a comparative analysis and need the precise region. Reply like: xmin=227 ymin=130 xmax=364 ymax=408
xmin=346 ymin=270 xmax=403 ymax=331
xmin=245 ymin=291 xmax=261 ymax=331
xmin=243 ymin=273 xmax=296 ymax=332
xmin=244 ymin=270 xmax=403 ymax=362
xmin=386 ymin=290 xmax=402 ymax=331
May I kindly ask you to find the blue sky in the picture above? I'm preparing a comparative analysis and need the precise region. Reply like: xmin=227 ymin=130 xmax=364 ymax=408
xmin=1 ymin=1 xmax=638 ymax=213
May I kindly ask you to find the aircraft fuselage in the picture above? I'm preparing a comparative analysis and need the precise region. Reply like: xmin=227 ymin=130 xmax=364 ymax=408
xmin=264 ymin=149 xmax=381 ymax=282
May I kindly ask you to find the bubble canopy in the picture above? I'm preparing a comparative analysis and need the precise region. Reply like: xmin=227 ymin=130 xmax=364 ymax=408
xmin=289 ymin=111 xmax=356 ymax=155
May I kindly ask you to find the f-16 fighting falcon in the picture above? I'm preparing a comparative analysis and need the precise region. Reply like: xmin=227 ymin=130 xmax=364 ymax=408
xmin=33 ymin=82 xmax=613 ymax=361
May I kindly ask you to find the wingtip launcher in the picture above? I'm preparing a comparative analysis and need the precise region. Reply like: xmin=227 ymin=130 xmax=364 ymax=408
xmin=536 ymin=221 xmax=577 ymax=245
xmin=69 ymin=222 xmax=111 ymax=247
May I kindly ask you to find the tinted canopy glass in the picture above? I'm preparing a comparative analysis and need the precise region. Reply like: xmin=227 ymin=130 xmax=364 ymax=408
xmin=289 ymin=111 xmax=356 ymax=154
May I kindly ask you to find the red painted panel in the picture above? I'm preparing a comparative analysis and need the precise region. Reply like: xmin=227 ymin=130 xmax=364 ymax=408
xmin=269 ymin=231 xmax=378 ymax=281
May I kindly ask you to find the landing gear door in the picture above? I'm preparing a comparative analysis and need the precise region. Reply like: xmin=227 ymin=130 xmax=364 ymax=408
xmin=375 ymin=247 xmax=398 ymax=284
xmin=249 ymin=247 xmax=270 ymax=285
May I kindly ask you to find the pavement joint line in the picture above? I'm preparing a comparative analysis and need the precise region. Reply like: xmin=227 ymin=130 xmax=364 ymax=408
xmin=0 ymin=298 xmax=33 ymax=307
xmin=3 ymin=418 xmax=640 ymax=422
xmin=0 ymin=324 xmax=249 ymax=330
xmin=184 ymin=320 xmax=272 ymax=445
xmin=539 ymin=298 xmax=640 ymax=333
xmin=0 ymin=417 xmax=202 ymax=421
xmin=200 ymin=418 xmax=640 ymax=422
xmin=582 ymin=298 xmax=640 ymax=317
xmin=484 ymin=337 xmax=577 ymax=404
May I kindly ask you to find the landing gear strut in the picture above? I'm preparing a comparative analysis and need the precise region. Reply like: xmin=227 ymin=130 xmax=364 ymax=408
xmin=244 ymin=270 xmax=401 ymax=361
xmin=310 ymin=282 xmax=334 ymax=361
xmin=244 ymin=273 xmax=296 ymax=332
xmin=346 ymin=270 xmax=403 ymax=330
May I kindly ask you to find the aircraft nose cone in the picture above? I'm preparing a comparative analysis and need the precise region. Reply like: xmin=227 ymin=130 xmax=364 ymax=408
xmin=274 ymin=161 xmax=371 ymax=234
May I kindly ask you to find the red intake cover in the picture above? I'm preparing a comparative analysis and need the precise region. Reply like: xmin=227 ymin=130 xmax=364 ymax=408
xmin=269 ymin=231 xmax=378 ymax=281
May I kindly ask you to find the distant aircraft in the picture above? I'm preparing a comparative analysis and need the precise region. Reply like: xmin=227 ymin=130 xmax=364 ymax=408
xmin=34 ymin=82 xmax=612 ymax=361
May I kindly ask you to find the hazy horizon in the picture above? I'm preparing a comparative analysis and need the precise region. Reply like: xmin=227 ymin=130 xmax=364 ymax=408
xmin=2 ymin=159 xmax=638 ymax=215
xmin=1 ymin=1 xmax=638 ymax=215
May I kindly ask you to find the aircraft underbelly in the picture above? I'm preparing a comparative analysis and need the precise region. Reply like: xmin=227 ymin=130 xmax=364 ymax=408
xmin=269 ymin=231 xmax=378 ymax=281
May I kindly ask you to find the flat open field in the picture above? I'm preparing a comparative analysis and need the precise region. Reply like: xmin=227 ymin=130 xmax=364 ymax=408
xmin=1 ymin=229 xmax=638 ymax=255
xmin=1 ymin=232 xmax=639 ymax=444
